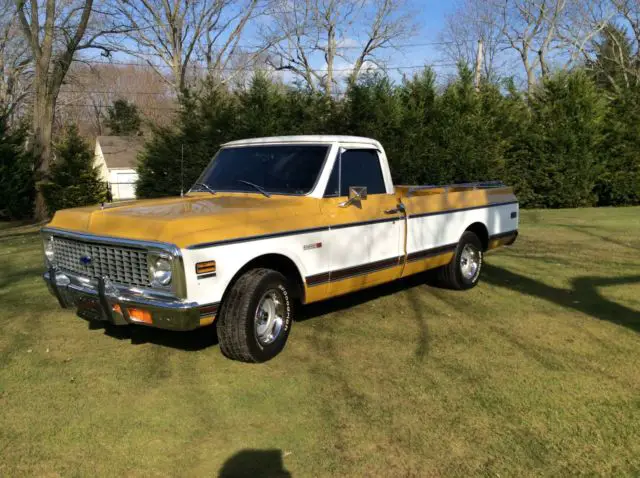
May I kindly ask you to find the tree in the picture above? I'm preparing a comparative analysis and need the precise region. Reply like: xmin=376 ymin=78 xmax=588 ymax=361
xmin=441 ymin=0 xmax=613 ymax=94
xmin=514 ymin=71 xmax=605 ymax=208
xmin=0 ymin=2 xmax=30 ymax=120
xmin=265 ymin=0 xmax=416 ymax=96
xmin=0 ymin=112 xmax=35 ymax=219
xmin=589 ymin=22 xmax=638 ymax=92
xmin=105 ymin=99 xmax=142 ymax=135
xmin=136 ymin=83 xmax=238 ymax=198
xmin=40 ymin=124 xmax=108 ymax=214
xmin=14 ymin=0 xmax=127 ymax=219
xmin=439 ymin=0 xmax=507 ymax=82
xmin=116 ymin=0 xmax=261 ymax=93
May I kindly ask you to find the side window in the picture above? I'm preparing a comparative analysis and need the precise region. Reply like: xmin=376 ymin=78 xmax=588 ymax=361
xmin=340 ymin=149 xmax=386 ymax=195
xmin=323 ymin=149 xmax=386 ymax=197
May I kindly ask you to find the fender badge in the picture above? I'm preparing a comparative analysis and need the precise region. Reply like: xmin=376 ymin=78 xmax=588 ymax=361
xmin=303 ymin=242 xmax=322 ymax=251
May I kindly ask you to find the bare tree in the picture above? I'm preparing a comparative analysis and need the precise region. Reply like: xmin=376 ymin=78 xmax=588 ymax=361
xmin=0 ymin=2 xmax=30 ymax=119
xmin=439 ymin=0 xmax=507 ymax=82
xmin=492 ymin=0 xmax=569 ymax=94
xmin=55 ymin=63 xmax=177 ymax=137
xmin=116 ymin=0 xmax=262 ymax=93
xmin=265 ymin=0 xmax=416 ymax=96
xmin=14 ymin=0 xmax=128 ymax=219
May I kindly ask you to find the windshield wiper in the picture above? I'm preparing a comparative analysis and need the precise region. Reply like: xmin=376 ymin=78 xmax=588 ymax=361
xmin=237 ymin=180 xmax=271 ymax=198
xmin=190 ymin=182 xmax=216 ymax=195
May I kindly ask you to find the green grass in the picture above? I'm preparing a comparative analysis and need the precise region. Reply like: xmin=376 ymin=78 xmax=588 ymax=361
xmin=1 ymin=208 xmax=639 ymax=477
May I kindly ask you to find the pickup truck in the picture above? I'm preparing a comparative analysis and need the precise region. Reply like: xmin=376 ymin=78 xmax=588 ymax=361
xmin=42 ymin=135 xmax=518 ymax=362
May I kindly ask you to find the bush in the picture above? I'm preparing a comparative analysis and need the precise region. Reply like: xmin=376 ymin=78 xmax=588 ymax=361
xmin=105 ymin=99 xmax=142 ymax=136
xmin=0 ymin=114 xmax=35 ymax=220
xmin=41 ymin=124 xmax=108 ymax=214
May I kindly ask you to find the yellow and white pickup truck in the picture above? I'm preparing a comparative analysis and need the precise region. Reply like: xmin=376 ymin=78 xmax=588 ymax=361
xmin=42 ymin=135 xmax=518 ymax=362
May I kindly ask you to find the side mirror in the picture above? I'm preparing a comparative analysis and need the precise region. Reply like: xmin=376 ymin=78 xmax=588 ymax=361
xmin=339 ymin=186 xmax=368 ymax=208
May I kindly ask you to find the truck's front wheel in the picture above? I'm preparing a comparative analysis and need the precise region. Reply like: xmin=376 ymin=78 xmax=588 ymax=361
xmin=216 ymin=268 xmax=293 ymax=363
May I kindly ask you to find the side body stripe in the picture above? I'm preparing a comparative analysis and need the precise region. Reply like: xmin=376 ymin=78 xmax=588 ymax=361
xmin=305 ymin=230 xmax=518 ymax=287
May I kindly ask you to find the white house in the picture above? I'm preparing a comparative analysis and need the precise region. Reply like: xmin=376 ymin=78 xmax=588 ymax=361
xmin=94 ymin=136 xmax=145 ymax=200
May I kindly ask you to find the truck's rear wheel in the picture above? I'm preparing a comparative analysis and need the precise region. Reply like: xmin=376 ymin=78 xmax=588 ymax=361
xmin=436 ymin=231 xmax=483 ymax=290
xmin=216 ymin=268 xmax=293 ymax=363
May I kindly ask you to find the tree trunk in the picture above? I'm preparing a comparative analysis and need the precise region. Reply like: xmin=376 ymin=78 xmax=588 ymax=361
xmin=31 ymin=81 xmax=56 ymax=221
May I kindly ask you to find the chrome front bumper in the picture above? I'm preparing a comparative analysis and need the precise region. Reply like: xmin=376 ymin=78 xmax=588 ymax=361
xmin=43 ymin=269 xmax=212 ymax=331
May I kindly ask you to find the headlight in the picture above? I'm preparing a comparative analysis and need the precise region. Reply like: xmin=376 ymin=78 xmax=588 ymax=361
xmin=149 ymin=254 xmax=172 ymax=286
xmin=44 ymin=236 xmax=55 ymax=263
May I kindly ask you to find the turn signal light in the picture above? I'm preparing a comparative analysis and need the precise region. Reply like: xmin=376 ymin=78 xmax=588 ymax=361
xmin=196 ymin=261 xmax=216 ymax=274
xmin=128 ymin=308 xmax=152 ymax=324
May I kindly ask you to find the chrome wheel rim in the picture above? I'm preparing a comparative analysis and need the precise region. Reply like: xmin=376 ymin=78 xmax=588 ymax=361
xmin=460 ymin=244 xmax=481 ymax=281
xmin=255 ymin=289 xmax=285 ymax=346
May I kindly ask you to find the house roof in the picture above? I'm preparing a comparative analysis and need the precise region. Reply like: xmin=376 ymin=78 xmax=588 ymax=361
xmin=96 ymin=136 xmax=145 ymax=169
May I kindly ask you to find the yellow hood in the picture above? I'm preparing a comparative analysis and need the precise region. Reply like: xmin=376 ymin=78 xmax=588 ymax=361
xmin=47 ymin=193 xmax=323 ymax=248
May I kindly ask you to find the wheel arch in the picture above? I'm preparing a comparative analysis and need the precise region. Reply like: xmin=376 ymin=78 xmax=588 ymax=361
xmin=222 ymin=253 xmax=306 ymax=306
xmin=464 ymin=222 xmax=489 ymax=251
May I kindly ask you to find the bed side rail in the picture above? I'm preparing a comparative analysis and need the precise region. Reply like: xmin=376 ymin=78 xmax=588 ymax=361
xmin=406 ymin=181 xmax=505 ymax=197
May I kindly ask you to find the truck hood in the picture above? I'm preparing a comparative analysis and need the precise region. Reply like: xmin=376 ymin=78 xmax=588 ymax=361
xmin=47 ymin=193 xmax=322 ymax=248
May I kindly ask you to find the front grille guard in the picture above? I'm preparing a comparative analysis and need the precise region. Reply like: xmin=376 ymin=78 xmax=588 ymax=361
xmin=41 ymin=227 xmax=187 ymax=300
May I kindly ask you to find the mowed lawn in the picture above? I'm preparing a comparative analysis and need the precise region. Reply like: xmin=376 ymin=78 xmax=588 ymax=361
xmin=0 ymin=208 xmax=639 ymax=477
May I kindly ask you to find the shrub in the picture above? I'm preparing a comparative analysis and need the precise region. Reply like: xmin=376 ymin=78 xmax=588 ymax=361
xmin=0 ymin=114 xmax=35 ymax=220
xmin=41 ymin=124 xmax=108 ymax=214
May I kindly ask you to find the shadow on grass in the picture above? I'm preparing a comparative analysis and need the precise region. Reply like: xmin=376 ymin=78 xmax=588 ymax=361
xmin=86 ymin=272 xmax=436 ymax=354
xmin=484 ymin=264 xmax=640 ymax=333
xmin=218 ymin=449 xmax=291 ymax=478
xmin=298 ymin=271 xmax=434 ymax=360
xmin=89 ymin=321 xmax=218 ymax=352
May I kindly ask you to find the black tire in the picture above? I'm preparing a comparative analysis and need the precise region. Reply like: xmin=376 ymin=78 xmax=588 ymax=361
xmin=436 ymin=231 xmax=484 ymax=290
xmin=216 ymin=268 xmax=293 ymax=363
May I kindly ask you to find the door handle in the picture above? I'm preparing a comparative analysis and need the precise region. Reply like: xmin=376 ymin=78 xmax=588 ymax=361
xmin=384 ymin=203 xmax=406 ymax=215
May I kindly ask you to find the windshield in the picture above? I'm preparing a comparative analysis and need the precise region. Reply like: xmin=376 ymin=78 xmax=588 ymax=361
xmin=195 ymin=144 xmax=330 ymax=196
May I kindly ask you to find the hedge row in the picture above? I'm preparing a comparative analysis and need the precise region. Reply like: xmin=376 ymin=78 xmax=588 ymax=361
xmin=137 ymin=68 xmax=639 ymax=208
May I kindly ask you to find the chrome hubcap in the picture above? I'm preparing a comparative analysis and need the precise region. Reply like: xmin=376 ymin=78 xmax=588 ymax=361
xmin=460 ymin=244 xmax=481 ymax=280
xmin=255 ymin=289 xmax=285 ymax=345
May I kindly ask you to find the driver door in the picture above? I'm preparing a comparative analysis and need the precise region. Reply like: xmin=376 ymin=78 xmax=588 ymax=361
xmin=320 ymin=148 xmax=403 ymax=297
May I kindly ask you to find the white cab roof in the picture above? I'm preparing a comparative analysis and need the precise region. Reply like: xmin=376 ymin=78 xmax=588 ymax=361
xmin=222 ymin=135 xmax=382 ymax=149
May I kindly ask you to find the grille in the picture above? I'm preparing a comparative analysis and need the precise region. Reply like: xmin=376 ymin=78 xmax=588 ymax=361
xmin=51 ymin=236 xmax=150 ymax=288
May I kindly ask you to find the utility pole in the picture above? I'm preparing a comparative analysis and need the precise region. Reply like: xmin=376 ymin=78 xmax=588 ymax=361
xmin=474 ymin=39 xmax=484 ymax=92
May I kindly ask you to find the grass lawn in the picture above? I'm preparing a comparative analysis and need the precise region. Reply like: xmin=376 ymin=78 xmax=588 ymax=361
xmin=0 ymin=208 xmax=639 ymax=477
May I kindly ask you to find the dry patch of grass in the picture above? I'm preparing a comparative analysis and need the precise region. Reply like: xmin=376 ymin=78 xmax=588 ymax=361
xmin=0 ymin=208 xmax=639 ymax=476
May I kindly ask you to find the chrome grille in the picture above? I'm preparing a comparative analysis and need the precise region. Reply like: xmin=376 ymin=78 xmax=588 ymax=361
xmin=51 ymin=236 xmax=150 ymax=287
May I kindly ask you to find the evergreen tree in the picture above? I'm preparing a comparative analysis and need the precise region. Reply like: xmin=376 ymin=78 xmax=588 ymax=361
xmin=105 ymin=99 xmax=142 ymax=136
xmin=590 ymin=24 xmax=637 ymax=93
xmin=597 ymin=85 xmax=640 ymax=205
xmin=235 ymin=74 xmax=288 ymax=138
xmin=0 ymin=114 xmax=36 ymax=219
xmin=518 ymin=71 xmax=605 ymax=208
xmin=136 ymin=83 xmax=238 ymax=198
xmin=41 ymin=124 xmax=108 ymax=214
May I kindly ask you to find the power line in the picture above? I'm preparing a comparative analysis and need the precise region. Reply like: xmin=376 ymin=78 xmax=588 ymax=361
xmin=77 ymin=59 xmax=459 ymax=72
